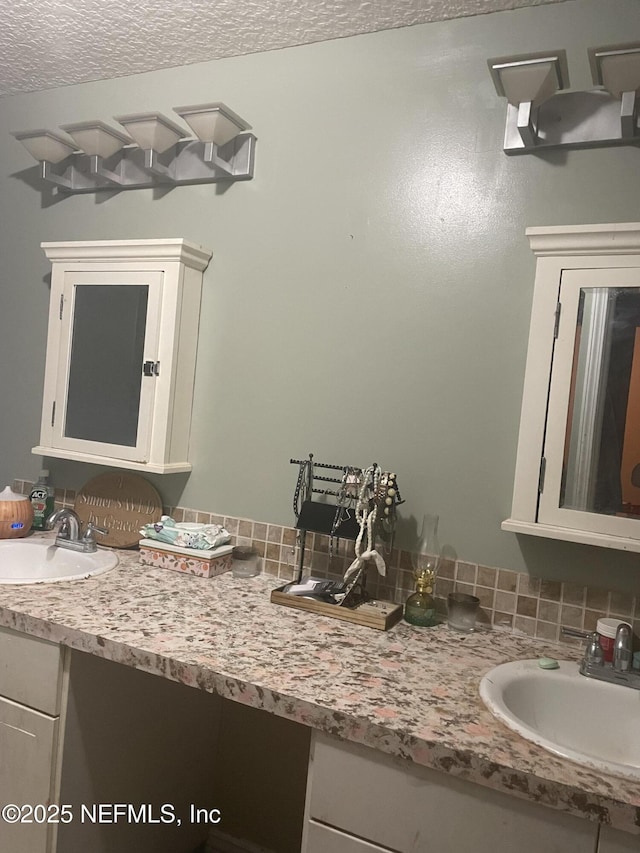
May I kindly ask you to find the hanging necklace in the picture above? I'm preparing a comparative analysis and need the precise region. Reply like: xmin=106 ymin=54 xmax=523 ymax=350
xmin=329 ymin=466 xmax=360 ymax=557
xmin=343 ymin=464 xmax=387 ymax=588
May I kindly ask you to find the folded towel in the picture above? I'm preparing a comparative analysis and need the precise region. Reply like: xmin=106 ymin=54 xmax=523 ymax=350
xmin=139 ymin=515 xmax=231 ymax=550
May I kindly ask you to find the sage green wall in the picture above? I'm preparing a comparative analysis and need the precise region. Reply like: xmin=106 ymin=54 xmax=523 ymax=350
xmin=1 ymin=0 xmax=640 ymax=590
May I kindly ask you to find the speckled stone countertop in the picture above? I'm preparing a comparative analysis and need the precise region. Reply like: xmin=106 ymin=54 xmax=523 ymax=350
xmin=0 ymin=538 xmax=638 ymax=835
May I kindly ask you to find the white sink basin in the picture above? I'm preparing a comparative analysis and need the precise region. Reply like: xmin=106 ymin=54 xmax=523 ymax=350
xmin=0 ymin=538 xmax=117 ymax=584
xmin=480 ymin=659 xmax=640 ymax=781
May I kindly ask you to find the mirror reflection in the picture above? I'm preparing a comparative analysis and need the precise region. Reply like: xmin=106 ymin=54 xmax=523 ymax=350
xmin=562 ymin=287 xmax=640 ymax=518
xmin=65 ymin=284 xmax=149 ymax=446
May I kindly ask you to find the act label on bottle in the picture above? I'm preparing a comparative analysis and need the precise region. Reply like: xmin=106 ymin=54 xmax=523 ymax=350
xmin=30 ymin=488 xmax=53 ymax=530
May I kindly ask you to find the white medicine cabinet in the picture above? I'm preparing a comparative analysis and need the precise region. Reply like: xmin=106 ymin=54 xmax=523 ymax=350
xmin=503 ymin=223 xmax=640 ymax=553
xmin=33 ymin=239 xmax=212 ymax=474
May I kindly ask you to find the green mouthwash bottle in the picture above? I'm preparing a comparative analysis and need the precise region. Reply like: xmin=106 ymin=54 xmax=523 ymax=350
xmin=30 ymin=470 xmax=55 ymax=530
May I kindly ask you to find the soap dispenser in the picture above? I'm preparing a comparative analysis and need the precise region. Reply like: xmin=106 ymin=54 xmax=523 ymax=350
xmin=404 ymin=568 xmax=437 ymax=627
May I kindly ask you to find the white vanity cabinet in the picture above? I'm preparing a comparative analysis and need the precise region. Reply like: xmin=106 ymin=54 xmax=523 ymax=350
xmin=303 ymin=732 xmax=599 ymax=853
xmin=598 ymin=827 xmax=640 ymax=852
xmin=0 ymin=627 xmax=222 ymax=853
xmin=33 ymin=239 xmax=212 ymax=474
xmin=0 ymin=627 xmax=67 ymax=853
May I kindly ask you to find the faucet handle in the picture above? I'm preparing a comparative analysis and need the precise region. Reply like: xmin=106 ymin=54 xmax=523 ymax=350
xmin=561 ymin=626 xmax=592 ymax=640
xmin=584 ymin=632 xmax=605 ymax=666
xmin=82 ymin=522 xmax=108 ymax=547
xmin=561 ymin=627 xmax=604 ymax=666
xmin=614 ymin=623 xmax=633 ymax=672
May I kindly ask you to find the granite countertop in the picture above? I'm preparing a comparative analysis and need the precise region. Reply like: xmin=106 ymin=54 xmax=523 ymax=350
xmin=0 ymin=538 xmax=638 ymax=835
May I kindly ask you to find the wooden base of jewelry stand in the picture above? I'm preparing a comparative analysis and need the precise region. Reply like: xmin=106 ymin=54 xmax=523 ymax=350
xmin=270 ymin=587 xmax=403 ymax=631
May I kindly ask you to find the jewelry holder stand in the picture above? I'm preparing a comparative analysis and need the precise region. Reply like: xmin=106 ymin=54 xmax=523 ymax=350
xmin=269 ymin=454 xmax=404 ymax=631
xmin=290 ymin=454 xmax=363 ymax=583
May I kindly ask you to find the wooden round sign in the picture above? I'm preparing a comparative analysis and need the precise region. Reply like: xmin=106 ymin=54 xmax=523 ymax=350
xmin=74 ymin=473 xmax=163 ymax=549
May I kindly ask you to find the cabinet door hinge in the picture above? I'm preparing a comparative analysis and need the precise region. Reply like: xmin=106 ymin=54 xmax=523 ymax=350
xmin=538 ymin=456 xmax=547 ymax=493
xmin=143 ymin=360 xmax=160 ymax=377
xmin=51 ymin=401 xmax=56 ymax=427
xmin=553 ymin=302 xmax=561 ymax=338
xmin=59 ymin=294 xmax=64 ymax=320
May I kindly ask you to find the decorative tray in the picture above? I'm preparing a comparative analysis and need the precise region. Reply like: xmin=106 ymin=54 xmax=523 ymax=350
xmin=270 ymin=586 xmax=403 ymax=631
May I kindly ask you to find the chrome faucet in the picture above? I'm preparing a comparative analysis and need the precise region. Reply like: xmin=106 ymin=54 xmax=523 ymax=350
xmin=561 ymin=624 xmax=639 ymax=691
xmin=47 ymin=507 xmax=80 ymax=541
xmin=46 ymin=509 xmax=108 ymax=553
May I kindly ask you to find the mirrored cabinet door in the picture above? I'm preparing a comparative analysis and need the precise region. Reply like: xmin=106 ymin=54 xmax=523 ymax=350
xmin=52 ymin=272 xmax=162 ymax=463
xmin=539 ymin=268 xmax=640 ymax=540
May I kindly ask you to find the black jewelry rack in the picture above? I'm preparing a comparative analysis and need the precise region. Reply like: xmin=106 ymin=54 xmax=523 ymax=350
xmin=275 ymin=454 xmax=405 ymax=630
xmin=290 ymin=453 xmax=404 ymax=583
xmin=290 ymin=454 xmax=363 ymax=582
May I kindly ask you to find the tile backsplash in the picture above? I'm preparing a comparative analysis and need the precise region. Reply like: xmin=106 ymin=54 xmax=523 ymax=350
xmin=16 ymin=478 xmax=638 ymax=645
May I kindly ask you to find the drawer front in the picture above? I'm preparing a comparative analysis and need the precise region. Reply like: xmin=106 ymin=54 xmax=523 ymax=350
xmin=0 ymin=627 xmax=63 ymax=715
xmin=0 ymin=695 xmax=58 ymax=853
xmin=598 ymin=826 xmax=640 ymax=852
xmin=309 ymin=732 xmax=597 ymax=853
xmin=306 ymin=820 xmax=392 ymax=853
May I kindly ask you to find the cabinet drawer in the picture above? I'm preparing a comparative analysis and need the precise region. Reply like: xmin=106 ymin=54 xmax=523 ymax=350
xmin=306 ymin=820 xmax=391 ymax=853
xmin=0 ymin=627 xmax=63 ymax=715
xmin=0 ymin=695 xmax=58 ymax=853
xmin=598 ymin=826 xmax=640 ymax=852
xmin=308 ymin=732 xmax=597 ymax=853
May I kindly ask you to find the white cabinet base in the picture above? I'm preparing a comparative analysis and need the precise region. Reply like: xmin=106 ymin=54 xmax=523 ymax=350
xmin=0 ymin=628 xmax=222 ymax=853
xmin=0 ymin=697 xmax=59 ymax=853
xmin=31 ymin=445 xmax=193 ymax=474
xmin=598 ymin=826 xmax=640 ymax=852
xmin=56 ymin=649 xmax=221 ymax=853
xmin=304 ymin=732 xmax=599 ymax=853
xmin=306 ymin=821 xmax=390 ymax=852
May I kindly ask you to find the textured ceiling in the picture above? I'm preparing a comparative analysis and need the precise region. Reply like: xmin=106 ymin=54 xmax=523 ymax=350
xmin=0 ymin=0 xmax=566 ymax=98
